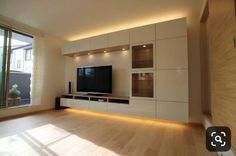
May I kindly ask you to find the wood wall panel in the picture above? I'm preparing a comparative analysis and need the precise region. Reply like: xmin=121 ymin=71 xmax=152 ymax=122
xmin=207 ymin=0 xmax=236 ymax=152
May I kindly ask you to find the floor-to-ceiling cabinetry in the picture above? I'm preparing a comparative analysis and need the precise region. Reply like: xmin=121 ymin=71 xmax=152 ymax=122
xmin=129 ymin=18 xmax=188 ymax=122
xmin=156 ymin=19 xmax=189 ymax=122
xmin=61 ymin=18 xmax=189 ymax=123
xmin=129 ymin=24 xmax=156 ymax=118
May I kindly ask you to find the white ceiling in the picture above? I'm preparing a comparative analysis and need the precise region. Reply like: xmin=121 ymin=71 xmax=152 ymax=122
xmin=0 ymin=0 xmax=204 ymax=41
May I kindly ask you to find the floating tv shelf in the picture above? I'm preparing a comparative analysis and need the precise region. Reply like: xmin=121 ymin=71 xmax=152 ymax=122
xmin=61 ymin=94 xmax=129 ymax=104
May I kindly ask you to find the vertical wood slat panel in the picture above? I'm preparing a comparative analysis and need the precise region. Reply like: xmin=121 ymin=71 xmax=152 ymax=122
xmin=208 ymin=0 xmax=236 ymax=152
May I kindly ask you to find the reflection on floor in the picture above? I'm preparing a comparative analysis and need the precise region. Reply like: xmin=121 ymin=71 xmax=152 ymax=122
xmin=0 ymin=109 xmax=217 ymax=156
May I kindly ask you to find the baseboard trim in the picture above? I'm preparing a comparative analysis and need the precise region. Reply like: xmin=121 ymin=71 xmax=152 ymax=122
xmin=203 ymin=115 xmax=235 ymax=156
xmin=0 ymin=108 xmax=54 ymax=121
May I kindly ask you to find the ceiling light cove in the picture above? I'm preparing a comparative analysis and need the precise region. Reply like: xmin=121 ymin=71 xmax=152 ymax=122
xmin=68 ymin=12 xmax=185 ymax=41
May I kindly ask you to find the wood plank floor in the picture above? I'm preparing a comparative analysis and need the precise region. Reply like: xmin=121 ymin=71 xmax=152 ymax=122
xmin=0 ymin=109 xmax=217 ymax=156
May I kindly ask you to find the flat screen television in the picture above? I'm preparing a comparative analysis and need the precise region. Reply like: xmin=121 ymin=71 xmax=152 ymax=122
xmin=77 ymin=65 xmax=112 ymax=94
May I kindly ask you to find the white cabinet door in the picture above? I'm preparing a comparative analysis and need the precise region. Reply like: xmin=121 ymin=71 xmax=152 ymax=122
xmin=87 ymin=101 xmax=107 ymax=112
xmin=91 ymin=34 xmax=108 ymax=50
xmin=156 ymin=101 xmax=188 ymax=122
xmin=60 ymin=98 xmax=74 ymax=107
xmin=156 ymin=70 xmax=188 ymax=102
xmin=107 ymin=103 xmax=130 ymax=115
xmin=60 ymin=98 xmax=67 ymax=107
xmin=130 ymin=24 xmax=155 ymax=44
xmin=63 ymin=42 xmax=76 ymax=54
xmin=156 ymin=18 xmax=187 ymax=40
xmin=131 ymin=72 xmax=155 ymax=99
xmin=131 ymin=42 xmax=156 ymax=70
xmin=129 ymin=99 xmax=156 ymax=118
xmin=73 ymin=100 xmax=90 ymax=109
xmin=74 ymin=38 xmax=91 ymax=52
xmin=63 ymin=38 xmax=91 ymax=54
xmin=156 ymin=37 xmax=188 ymax=69
xmin=108 ymin=30 xmax=130 ymax=47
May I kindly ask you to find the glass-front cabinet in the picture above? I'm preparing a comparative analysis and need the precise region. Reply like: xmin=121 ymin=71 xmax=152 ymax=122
xmin=132 ymin=72 xmax=154 ymax=98
xmin=131 ymin=42 xmax=155 ymax=99
xmin=131 ymin=43 xmax=154 ymax=70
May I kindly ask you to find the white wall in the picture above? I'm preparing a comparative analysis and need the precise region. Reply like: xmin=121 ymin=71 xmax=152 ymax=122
xmin=65 ymin=50 xmax=130 ymax=97
xmin=0 ymin=34 xmax=65 ymax=118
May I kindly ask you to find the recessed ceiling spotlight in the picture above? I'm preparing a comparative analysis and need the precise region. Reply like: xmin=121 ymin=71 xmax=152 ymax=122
xmin=104 ymin=50 xmax=107 ymax=53
xmin=122 ymin=48 xmax=125 ymax=51
xmin=143 ymin=45 xmax=146 ymax=48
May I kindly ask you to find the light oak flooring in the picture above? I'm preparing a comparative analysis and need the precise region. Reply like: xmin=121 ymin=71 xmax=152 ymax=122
xmin=0 ymin=109 xmax=217 ymax=156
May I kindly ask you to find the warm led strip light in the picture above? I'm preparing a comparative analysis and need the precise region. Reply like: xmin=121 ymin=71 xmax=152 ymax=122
xmin=68 ymin=13 xmax=185 ymax=41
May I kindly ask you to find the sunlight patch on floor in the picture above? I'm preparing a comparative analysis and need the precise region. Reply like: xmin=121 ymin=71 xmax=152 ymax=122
xmin=27 ymin=124 xmax=70 ymax=145
xmin=0 ymin=135 xmax=41 ymax=156
xmin=0 ymin=123 xmax=120 ymax=156
xmin=48 ymin=134 xmax=119 ymax=156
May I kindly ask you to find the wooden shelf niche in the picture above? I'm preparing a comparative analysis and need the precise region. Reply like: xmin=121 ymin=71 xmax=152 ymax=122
xmin=132 ymin=43 xmax=154 ymax=69
xmin=132 ymin=73 xmax=154 ymax=98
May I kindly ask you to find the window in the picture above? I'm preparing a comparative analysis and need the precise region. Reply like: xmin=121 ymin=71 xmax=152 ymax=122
xmin=0 ymin=27 xmax=34 ymax=108
xmin=25 ymin=48 xmax=32 ymax=61
xmin=8 ymin=31 xmax=33 ymax=107
xmin=16 ymin=60 xmax=21 ymax=69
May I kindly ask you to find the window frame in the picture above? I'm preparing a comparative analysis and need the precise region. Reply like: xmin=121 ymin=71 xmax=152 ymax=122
xmin=24 ymin=48 xmax=32 ymax=61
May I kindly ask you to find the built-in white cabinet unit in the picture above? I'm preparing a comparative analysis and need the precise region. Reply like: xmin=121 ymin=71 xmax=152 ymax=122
xmin=156 ymin=70 xmax=188 ymax=102
xmin=156 ymin=18 xmax=187 ymax=40
xmin=73 ymin=99 xmax=90 ymax=109
xmin=108 ymin=30 xmax=129 ymax=47
xmin=63 ymin=17 xmax=189 ymax=123
xmin=130 ymin=42 xmax=156 ymax=100
xmin=130 ymin=24 xmax=155 ymax=44
xmin=90 ymin=34 xmax=108 ymax=50
xmin=60 ymin=98 xmax=74 ymax=107
xmin=156 ymin=101 xmax=188 ymax=122
xmin=155 ymin=17 xmax=188 ymax=122
xmin=63 ymin=41 xmax=76 ymax=54
xmin=74 ymin=38 xmax=91 ymax=52
xmin=131 ymin=42 xmax=155 ymax=70
xmin=129 ymin=99 xmax=156 ymax=118
xmin=107 ymin=103 xmax=130 ymax=115
xmin=63 ymin=38 xmax=91 ymax=55
xmin=156 ymin=37 xmax=188 ymax=69
xmin=87 ymin=101 xmax=107 ymax=112
xmin=131 ymin=72 xmax=155 ymax=99
xmin=63 ymin=43 xmax=70 ymax=54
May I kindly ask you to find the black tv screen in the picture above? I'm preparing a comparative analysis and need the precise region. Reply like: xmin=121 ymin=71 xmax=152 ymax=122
xmin=77 ymin=65 xmax=112 ymax=94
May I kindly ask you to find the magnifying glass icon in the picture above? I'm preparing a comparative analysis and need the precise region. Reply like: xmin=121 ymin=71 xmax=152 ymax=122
xmin=215 ymin=135 xmax=222 ymax=143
